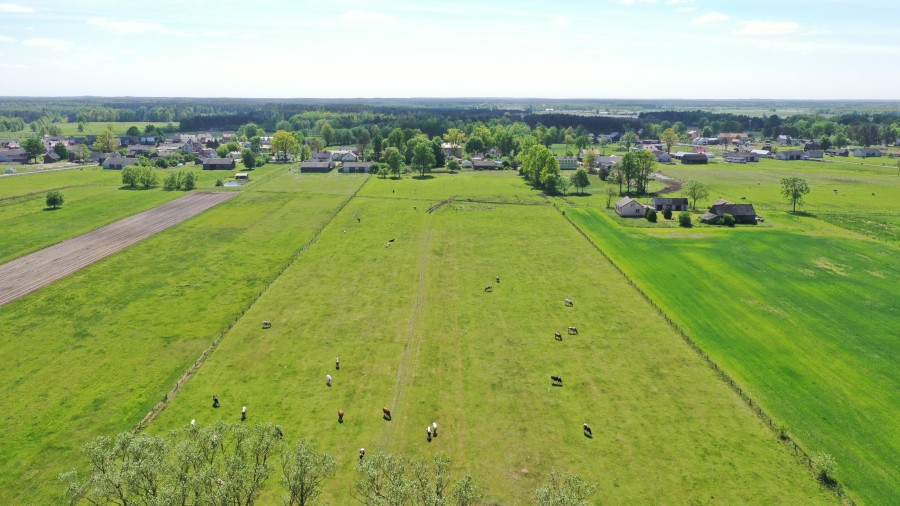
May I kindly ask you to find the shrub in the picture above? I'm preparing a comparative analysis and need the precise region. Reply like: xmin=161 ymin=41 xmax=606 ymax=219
xmin=721 ymin=213 xmax=735 ymax=227
xmin=215 ymin=178 xmax=224 ymax=187
xmin=182 ymin=171 xmax=196 ymax=190
xmin=646 ymin=209 xmax=657 ymax=223
xmin=678 ymin=211 xmax=692 ymax=227
xmin=662 ymin=205 xmax=673 ymax=220
xmin=598 ymin=166 xmax=610 ymax=181
xmin=811 ymin=451 xmax=838 ymax=486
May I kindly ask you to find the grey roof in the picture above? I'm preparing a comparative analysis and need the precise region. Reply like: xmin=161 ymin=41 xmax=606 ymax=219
xmin=104 ymin=156 xmax=138 ymax=165
xmin=203 ymin=158 xmax=235 ymax=165
xmin=711 ymin=203 xmax=757 ymax=217
xmin=342 ymin=161 xmax=373 ymax=168
xmin=300 ymin=161 xmax=333 ymax=167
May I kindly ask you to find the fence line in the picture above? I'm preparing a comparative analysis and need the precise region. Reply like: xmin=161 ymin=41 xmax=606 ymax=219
xmin=553 ymin=203 xmax=853 ymax=505
xmin=133 ymin=176 xmax=372 ymax=433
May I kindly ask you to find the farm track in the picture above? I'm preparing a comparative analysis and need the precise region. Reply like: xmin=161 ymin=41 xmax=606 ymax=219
xmin=382 ymin=219 xmax=432 ymax=448
xmin=0 ymin=192 xmax=235 ymax=307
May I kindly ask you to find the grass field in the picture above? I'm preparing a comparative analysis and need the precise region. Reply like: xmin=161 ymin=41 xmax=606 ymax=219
xmin=2 ymin=122 xmax=173 ymax=139
xmin=0 ymin=170 xmax=368 ymax=504
xmin=0 ymin=165 xmax=263 ymax=264
xmin=565 ymin=207 xmax=899 ymax=505
xmin=146 ymin=173 xmax=834 ymax=504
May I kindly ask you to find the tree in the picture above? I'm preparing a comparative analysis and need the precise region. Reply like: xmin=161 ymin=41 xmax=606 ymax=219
xmin=678 ymin=211 xmax=692 ymax=227
xmin=77 ymin=121 xmax=85 ymax=133
xmin=781 ymin=176 xmax=810 ymax=212
xmin=383 ymin=147 xmax=404 ymax=177
xmin=319 ymin=122 xmax=335 ymax=146
xmin=281 ymin=440 xmax=336 ymax=506
xmin=22 ymin=137 xmax=45 ymax=162
xmin=126 ymin=125 xmax=140 ymax=136
xmin=356 ymin=130 xmax=371 ymax=159
xmin=582 ymin=151 xmax=596 ymax=173
xmin=72 ymin=143 xmax=90 ymax=162
xmin=412 ymin=139 xmax=436 ymax=177
xmin=272 ymin=130 xmax=300 ymax=161
xmin=121 ymin=166 xmax=140 ymax=188
xmin=372 ymin=134 xmax=384 ymax=160
xmin=564 ymin=134 xmax=575 ymax=155
xmin=574 ymin=135 xmax=589 ymax=153
xmin=662 ymin=205 xmax=673 ymax=220
xmin=683 ymin=180 xmax=709 ymax=210
xmin=447 ymin=159 xmax=461 ymax=172
xmin=533 ymin=471 xmax=596 ymax=506
xmin=183 ymin=171 xmax=196 ymax=190
xmin=557 ymin=174 xmax=572 ymax=195
xmin=605 ymin=186 xmax=617 ymax=208
xmin=388 ymin=128 xmax=405 ymax=151
xmin=570 ymin=168 xmax=591 ymax=195
xmin=721 ymin=213 xmax=736 ymax=227
xmin=832 ymin=131 xmax=850 ymax=149
xmin=620 ymin=132 xmax=636 ymax=152
xmin=466 ymin=136 xmax=485 ymax=155
xmin=45 ymin=191 xmax=64 ymax=209
xmin=93 ymin=128 xmax=120 ymax=153
xmin=443 ymin=128 xmax=467 ymax=157
xmin=163 ymin=171 xmax=179 ymax=190
xmin=660 ymin=128 xmax=678 ymax=153
xmin=138 ymin=166 xmax=158 ymax=189
xmin=354 ymin=452 xmax=413 ymax=505
xmin=52 ymin=142 xmax=69 ymax=160
xmin=432 ymin=137 xmax=446 ymax=168
xmin=812 ymin=451 xmax=838 ymax=486
xmin=620 ymin=150 xmax=655 ymax=194
xmin=242 ymin=149 xmax=257 ymax=169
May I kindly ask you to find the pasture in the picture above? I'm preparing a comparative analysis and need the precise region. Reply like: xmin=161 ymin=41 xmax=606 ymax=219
xmin=2 ymin=122 xmax=173 ymax=139
xmin=0 ymin=169 xmax=367 ymax=504
xmin=147 ymin=172 xmax=833 ymax=504
xmin=565 ymin=207 xmax=899 ymax=505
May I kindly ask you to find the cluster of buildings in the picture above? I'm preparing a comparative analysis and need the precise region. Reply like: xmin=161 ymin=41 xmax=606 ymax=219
xmin=614 ymin=196 xmax=759 ymax=225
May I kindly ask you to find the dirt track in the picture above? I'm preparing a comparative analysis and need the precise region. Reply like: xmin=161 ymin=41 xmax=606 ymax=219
xmin=0 ymin=192 xmax=235 ymax=307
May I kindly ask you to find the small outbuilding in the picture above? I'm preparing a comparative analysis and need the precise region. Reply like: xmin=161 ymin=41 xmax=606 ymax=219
xmin=342 ymin=161 xmax=374 ymax=173
xmin=202 ymin=158 xmax=236 ymax=170
xmin=680 ymin=153 xmax=708 ymax=165
xmin=651 ymin=197 xmax=689 ymax=212
xmin=299 ymin=161 xmax=335 ymax=173
xmin=235 ymin=172 xmax=250 ymax=180
xmin=853 ymin=148 xmax=881 ymax=158
xmin=702 ymin=199 xmax=758 ymax=224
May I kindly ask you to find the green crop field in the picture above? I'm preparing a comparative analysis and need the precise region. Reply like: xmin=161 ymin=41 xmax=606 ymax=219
xmin=565 ymin=207 xmax=899 ymax=505
xmin=0 ymin=169 xmax=368 ymax=504
xmin=146 ymin=173 xmax=833 ymax=504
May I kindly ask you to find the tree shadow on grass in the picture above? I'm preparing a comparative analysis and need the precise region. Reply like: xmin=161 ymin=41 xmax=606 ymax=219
xmin=412 ymin=175 xmax=435 ymax=180
xmin=42 ymin=207 xmax=62 ymax=211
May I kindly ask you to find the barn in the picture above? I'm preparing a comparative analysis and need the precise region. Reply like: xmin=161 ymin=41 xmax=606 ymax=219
xmin=202 ymin=158 xmax=236 ymax=170
xmin=651 ymin=197 xmax=689 ymax=212
xmin=680 ymin=153 xmax=708 ymax=165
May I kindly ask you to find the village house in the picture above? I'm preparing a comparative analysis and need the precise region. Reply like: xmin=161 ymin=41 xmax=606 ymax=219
xmin=473 ymin=160 xmax=500 ymax=170
xmin=299 ymin=161 xmax=335 ymax=173
xmin=126 ymin=145 xmax=154 ymax=157
xmin=311 ymin=151 xmax=332 ymax=163
xmin=701 ymin=199 xmax=758 ymax=224
xmin=651 ymin=197 xmax=689 ymax=212
xmin=103 ymin=156 xmax=138 ymax=170
xmin=725 ymin=152 xmax=760 ymax=163
xmin=853 ymin=148 xmax=881 ymax=158
xmin=202 ymin=158 xmax=236 ymax=170
xmin=776 ymin=150 xmax=806 ymax=161
xmin=681 ymin=153 xmax=708 ymax=164
xmin=804 ymin=149 xmax=824 ymax=159
xmin=615 ymin=196 xmax=648 ymax=217
xmin=331 ymin=150 xmax=358 ymax=162
xmin=0 ymin=148 xmax=28 ymax=163
xmin=596 ymin=155 xmax=621 ymax=170
xmin=43 ymin=152 xmax=62 ymax=164
xmin=654 ymin=151 xmax=672 ymax=163
xmin=342 ymin=161 xmax=374 ymax=173
xmin=826 ymin=148 xmax=849 ymax=157
xmin=556 ymin=155 xmax=578 ymax=170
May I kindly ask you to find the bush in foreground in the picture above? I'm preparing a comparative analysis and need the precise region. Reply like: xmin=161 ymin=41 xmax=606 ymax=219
xmin=646 ymin=209 xmax=657 ymax=223
xmin=678 ymin=211 xmax=692 ymax=227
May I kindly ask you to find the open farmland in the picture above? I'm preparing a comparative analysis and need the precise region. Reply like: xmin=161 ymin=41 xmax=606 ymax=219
xmin=0 ymin=170 xmax=368 ymax=504
xmin=148 ymin=172 xmax=834 ymax=504
xmin=566 ymin=206 xmax=899 ymax=505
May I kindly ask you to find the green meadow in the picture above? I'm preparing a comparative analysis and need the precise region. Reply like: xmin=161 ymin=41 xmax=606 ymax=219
xmin=0 ymin=169 xmax=367 ymax=504
xmin=148 ymin=173 xmax=833 ymax=504
xmin=566 ymin=207 xmax=899 ymax=505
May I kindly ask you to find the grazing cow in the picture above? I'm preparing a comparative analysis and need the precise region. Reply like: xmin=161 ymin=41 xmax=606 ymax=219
xmin=336 ymin=358 xmax=340 ymax=370
xmin=427 ymin=426 xmax=432 ymax=441
xmin=551 ymin=375 xmax=563 ymax=385
xmin=383 ymin=407 xmax=392 ymax=421
xmin=241 ymin=406 xmax=247 ymax=421
xmin=567 ymin=326 xmax=578 ymax=335
xmin=211 ymin=435 xmax=218 ymax=450
xmin=338 ymin=410 xmax=345 ymax=423
xmin=554 ymin=332 xmax=563 ymax=341
xmin=484 ymin=285 xmax=493 ymax=293
xmin=389 ymin=238 xmax=395 ymax=243
xmin=432 ymin=422 xmax=438 ymax=437
xmin=386 ymin=242 xmax=391 ymax=248
xmin=564 ymin=298 xmax=574 ymax=307
xmin=262 ymin=321 xmax=272 ymax=329
xmin=326 ymin=374 xmax=332 ymax=387
xmin=583 ymin=423 xmax=592 ymax=438
xmin=212 ymin=394 xmax=219 ymax=408
xmin=496 ymin=276 xmax=500 ymax=284
xmin=359 ymin=448 xmax=366 ymax=460
xmin=191 ymin=419 xmax=196 ymax=428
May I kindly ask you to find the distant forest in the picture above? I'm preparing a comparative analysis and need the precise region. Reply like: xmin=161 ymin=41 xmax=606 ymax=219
xmin=0 ymin=97 xmax=897 ymax=146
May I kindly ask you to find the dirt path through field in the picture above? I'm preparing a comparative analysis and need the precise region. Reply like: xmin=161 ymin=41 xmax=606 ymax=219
xmin=0 ymin=192 xmax=235 ymax=306
xmin=382 ymin=218 xmax=432 ymax=448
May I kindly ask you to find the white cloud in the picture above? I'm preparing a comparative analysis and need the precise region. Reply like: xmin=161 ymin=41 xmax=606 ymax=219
xmin=87 ymin=17 xmax=175 ymax=35
xmin=693 ymin=12 xmax=729 ymax=24
xmin=551 ymin=15 xmax=570 ymax=28
xmin=0 ymin=3 xmax=34 ymax=13
xmin=733 ymin=20 xmax=800 ymax=36
xmin=340 ymin=9 xmax=395 ymax=26
xmin=620 ymin=0 xmax=656 ymax=4
xmin=666 ymin=0 xmax=693 ymax=4
xmin=23 ymin=38 xmax=73 ymax=51
xmin=0 ymin=33 xmax=14 ymax=42
xmin=676 ymin=7 xmax=696 ymax=13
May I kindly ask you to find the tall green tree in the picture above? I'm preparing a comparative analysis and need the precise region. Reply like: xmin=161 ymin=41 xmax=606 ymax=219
xmin=533 ymin=470 xmax=597 ymax=506
xmin=570 ymin=168 xmax=591 ymax=195
xmin=242 ymin=149 xmax=257 ymax=169
xmin=22 ymin=137 xmax=45 ymax=162
xmin=781 ymin=176 xmax=811 ymax=212
xmin=271 ymin=130 xmax=300 ymax=161
xmin=319 ymin=121 xmax=335 ymax=146
xmin=660 ymin=128 xmax=678 ymax=153
xmin=683 ymin=180 xmax=709 ymax=210
xmin=412 ymin=139 xmax=436 ymax=177
xmin=45 ymin=190 xmax=64 ymax=209
xmin=620 ymin=132 xmax=636 ymax=152
xmin=356 ymin=130 xmax=371 ymax=159
xmin=383 ymin=146 xmax=404 ymax=177
xmin=93 ymin=128 xmax=120 ymax=153
xmin=281 ymin=440 xmax=336 ymax=506
xmin=620 ymin=150 xmax=655 ymax=194
xmin=582 ymin=151 xmax=596 ymax=173
xmin=432 ymin=137 xmax=446 ymax=168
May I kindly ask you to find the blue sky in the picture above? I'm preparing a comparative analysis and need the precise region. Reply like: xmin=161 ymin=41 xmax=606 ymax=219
xmin=0 ymin=0 xmax=897 ymax=98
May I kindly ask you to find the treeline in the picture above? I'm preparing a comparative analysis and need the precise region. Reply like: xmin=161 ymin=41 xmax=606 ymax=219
xmin=639 ymin=110 xmax=766 ymax=133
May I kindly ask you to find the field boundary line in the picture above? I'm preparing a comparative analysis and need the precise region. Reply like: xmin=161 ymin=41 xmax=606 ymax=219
xmin=133 ymin=176 xmax=373 ymax=433
xmin=381 ymin=218 xmax=432 ymax=448
xmin=553 ymin=203 xmax=855 ymax=505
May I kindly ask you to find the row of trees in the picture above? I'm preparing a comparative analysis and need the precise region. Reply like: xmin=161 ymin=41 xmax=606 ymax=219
xmin=61 ymin=422 xmax=595 ymax=506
